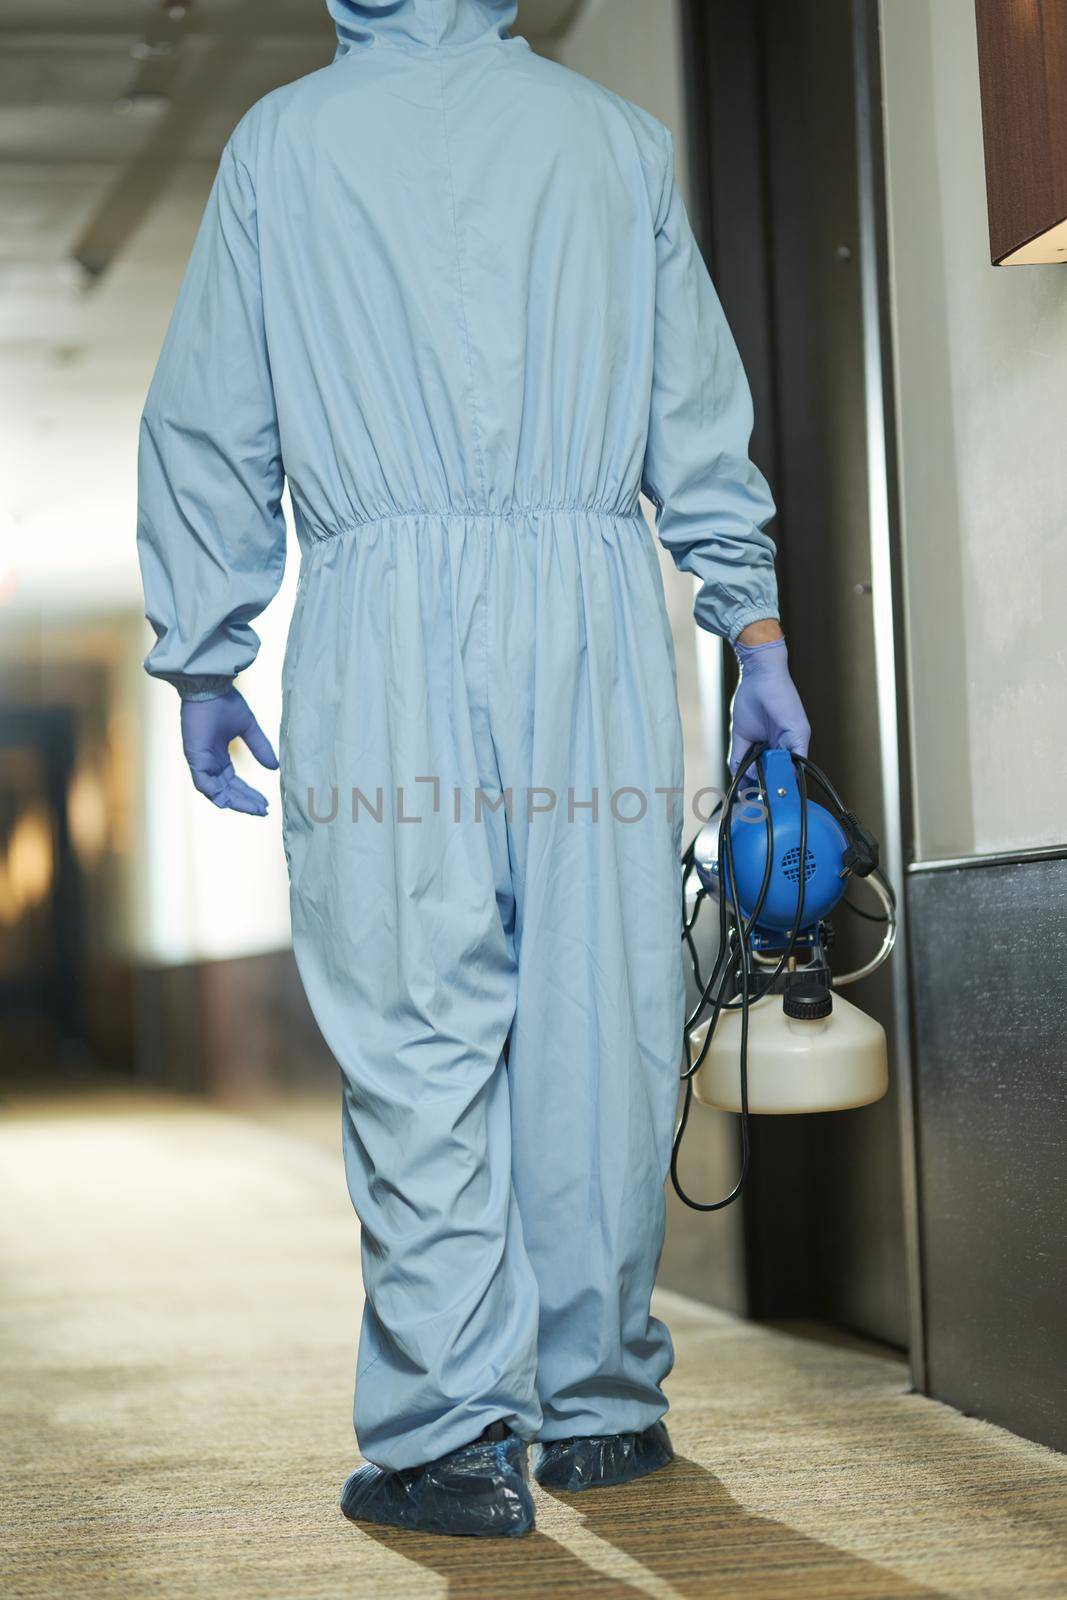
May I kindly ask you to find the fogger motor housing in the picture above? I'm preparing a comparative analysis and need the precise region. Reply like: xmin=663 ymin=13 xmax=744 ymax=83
xmin=688 ymin=749 xmax=890 ymax=1116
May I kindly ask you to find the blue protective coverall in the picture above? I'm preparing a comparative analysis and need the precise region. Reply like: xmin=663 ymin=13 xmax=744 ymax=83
xmin=138 ymin=0 xmax=779 ymax=1471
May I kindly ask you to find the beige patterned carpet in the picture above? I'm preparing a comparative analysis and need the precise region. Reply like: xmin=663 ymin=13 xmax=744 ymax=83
xmin=2 ymin=1089 xmax=1065 ymax=1600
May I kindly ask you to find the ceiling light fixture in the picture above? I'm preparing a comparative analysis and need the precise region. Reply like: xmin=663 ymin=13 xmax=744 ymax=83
xmin=130 ymin=39 xmax=177 ymax=60
xmin=113 ymin=89 xmax=172 ymax=115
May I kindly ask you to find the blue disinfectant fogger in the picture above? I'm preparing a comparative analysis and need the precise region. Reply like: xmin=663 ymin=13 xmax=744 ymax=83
xmin=674 ymin=746 xmax=897 ymax=1211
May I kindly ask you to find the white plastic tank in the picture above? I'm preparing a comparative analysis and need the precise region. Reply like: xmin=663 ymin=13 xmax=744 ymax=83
xmin=691 ymin=989 xmax=889 ymax=1114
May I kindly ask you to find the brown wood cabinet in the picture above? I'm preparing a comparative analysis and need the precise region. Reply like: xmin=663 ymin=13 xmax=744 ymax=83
xmin=975 ymin=0 xmax=1067 ymax=264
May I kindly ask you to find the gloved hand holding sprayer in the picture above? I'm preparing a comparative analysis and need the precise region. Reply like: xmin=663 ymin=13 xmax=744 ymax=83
xmin=727 ymin=617 xmax=811 ymax=774
xmin=677 ymin=618 xmax=897 ymax=1214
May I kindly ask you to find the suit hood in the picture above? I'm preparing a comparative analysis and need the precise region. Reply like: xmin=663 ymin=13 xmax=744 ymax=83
xmin=326 ymin=0 xmax=518 ymax=53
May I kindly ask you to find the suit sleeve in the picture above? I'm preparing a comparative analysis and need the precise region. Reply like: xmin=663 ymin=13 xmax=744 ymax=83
xmin=641 ymin=131 xmax=780 ymax=642
xmin=137 ymin=140 xmax=286 ymax=700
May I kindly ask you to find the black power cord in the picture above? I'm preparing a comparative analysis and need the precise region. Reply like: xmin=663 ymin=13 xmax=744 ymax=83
xmin=671 ymin=745 xmax=810 ymax=1212
xmin=672 ymin=743 xmax=896 ymax=1212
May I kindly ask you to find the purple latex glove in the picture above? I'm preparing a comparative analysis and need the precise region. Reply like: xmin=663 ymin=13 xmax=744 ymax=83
xmin=179 ymin=687 xmax=278 ymax=816
xmin=729 ymin=638 xmax=811 ymax=775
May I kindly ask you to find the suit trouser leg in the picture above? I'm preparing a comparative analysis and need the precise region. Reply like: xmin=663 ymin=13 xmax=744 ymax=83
xmin=483 ymin=512 xmax=686 ymax=1440
xmin=282 ymin=518 xmax=543 ymax=1471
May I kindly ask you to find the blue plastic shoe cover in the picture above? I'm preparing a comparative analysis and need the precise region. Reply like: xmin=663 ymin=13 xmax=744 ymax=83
xmin=341 ymin=1428 xmax=535 ymax=1538
xmin=532 ymin=1420 xmax=674 ymax=1492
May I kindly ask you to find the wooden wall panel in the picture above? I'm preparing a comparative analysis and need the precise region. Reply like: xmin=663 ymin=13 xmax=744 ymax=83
xmin=975 ymin=0 xmax=1067 ymax=263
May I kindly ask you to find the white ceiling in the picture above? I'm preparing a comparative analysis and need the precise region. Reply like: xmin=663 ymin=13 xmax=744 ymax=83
xmin=0 ymin=0 xmax=584 ymax=616
xmin=0 ymin=1 xmax=582 ymax=279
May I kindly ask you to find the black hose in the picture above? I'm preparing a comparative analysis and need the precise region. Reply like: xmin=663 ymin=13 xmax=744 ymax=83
xmin=671 ymin=746 xmax=809 ymax=1212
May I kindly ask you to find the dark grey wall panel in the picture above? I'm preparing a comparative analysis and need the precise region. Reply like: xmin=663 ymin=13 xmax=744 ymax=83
xmin=754 ymin=0 xmax=908 ymax=1349
xmin=674 ymin=0 xmax=909 ymax=1350
xmin=909 ymin=858 xmax=1067 ymax=1453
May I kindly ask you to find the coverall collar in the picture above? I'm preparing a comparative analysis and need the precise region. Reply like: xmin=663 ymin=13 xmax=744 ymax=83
xmin=327 ymin=0 xmax=518 ymax=54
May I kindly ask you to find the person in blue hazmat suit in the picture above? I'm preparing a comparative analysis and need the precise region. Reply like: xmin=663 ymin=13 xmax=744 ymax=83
xmin=138 ymin=0 xmax=810 ymax=1539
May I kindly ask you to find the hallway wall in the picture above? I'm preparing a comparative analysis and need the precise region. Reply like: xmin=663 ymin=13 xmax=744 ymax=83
xmin=880 ymin=0 xmax=1067 ymax=1451
xmin=881 ymin=0 xmax=1067 ymax=860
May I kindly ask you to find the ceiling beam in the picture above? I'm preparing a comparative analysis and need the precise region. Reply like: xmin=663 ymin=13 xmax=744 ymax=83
xmin=0 ymin=14 xmax=332 ymax=46
xmin=71 ymin=35 xmax=247 ymax=281
xmin=0 ymin=30 xmax=332 ymax=51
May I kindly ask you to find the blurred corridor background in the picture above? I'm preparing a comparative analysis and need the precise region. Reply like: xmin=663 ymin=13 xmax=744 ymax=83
xmin=0 ymin=0 xmax=710 ymax=1093
xmin=2 ymin=1 xmax=1066 ymax=1594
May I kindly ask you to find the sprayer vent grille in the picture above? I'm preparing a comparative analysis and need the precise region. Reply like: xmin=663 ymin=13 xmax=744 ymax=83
xmin=781 ymin=845 xmax=817 ymax=884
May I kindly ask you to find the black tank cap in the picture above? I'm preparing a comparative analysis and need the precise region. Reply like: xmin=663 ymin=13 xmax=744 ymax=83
xmin=783 ymin=971 xmax=833 ymax=1021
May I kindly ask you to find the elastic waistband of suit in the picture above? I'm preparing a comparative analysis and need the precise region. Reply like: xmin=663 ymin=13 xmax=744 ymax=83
xmin=304 ymin=504 xmax=645 ymax=543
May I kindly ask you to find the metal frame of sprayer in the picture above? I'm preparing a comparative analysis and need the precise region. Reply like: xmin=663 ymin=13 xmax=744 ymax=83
xmin=674 ymin=743 xmax=898 ymax=1211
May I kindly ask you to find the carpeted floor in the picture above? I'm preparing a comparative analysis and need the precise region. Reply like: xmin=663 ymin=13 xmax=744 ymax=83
xmin=2 ymin=1089 xmax=1065 ymax=1600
